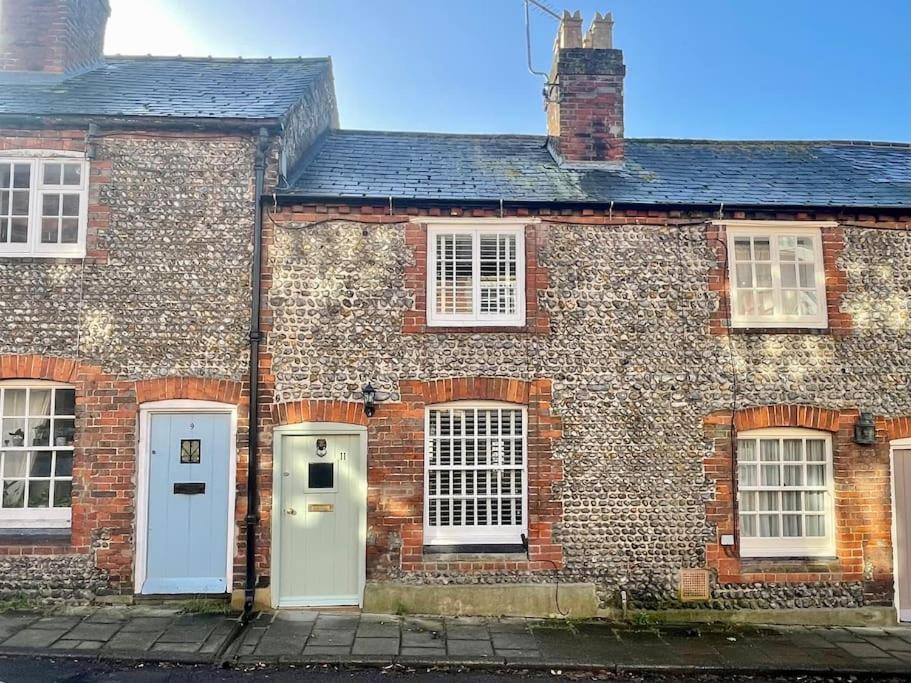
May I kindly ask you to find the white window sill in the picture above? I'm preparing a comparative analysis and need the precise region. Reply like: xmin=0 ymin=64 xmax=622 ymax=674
xmin=730 ymin=319 xmax=828 ymax=330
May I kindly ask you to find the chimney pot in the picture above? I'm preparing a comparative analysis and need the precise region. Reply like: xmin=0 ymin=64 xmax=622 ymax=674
xmin=583 ymin=11 xmax=614 ymax=49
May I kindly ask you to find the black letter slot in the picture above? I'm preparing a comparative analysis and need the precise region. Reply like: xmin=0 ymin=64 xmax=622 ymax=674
xmin=173 ymin=482 xmax=206 ymax=495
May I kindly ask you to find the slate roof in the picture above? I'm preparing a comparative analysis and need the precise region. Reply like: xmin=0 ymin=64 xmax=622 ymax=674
xmin=0 ymin=56 xmax=330 ymax=120
xmin=285 ymin=130 xmax=911 ymax=209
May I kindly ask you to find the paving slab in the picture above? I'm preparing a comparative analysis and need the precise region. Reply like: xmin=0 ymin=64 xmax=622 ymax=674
xmin=314 ymin=614 xmax=359 ymax=630
xmin=491 ymin=631 xmax=537 ymax=650
xmin=2 ymin=628 xmax=67 ymax=648
xmin=402 ymin=629 xmax=444 ymax=647
xmin=119 ymin=617 xmax=172 ymax=632
xmin=447 ymin=638 xmax=494 ymax=657
xmin=356 ymin=621 xmax=399 ymax=637
xmin=351 ymin=637 xmax=399 ymax=655
xmin=447 ymin=624 xmax=489 ymax=640
xmin=64 ymin=621 xmax=123 ymax=641
xmin=104 ymin=630 xmax=163 ymax=652
xmin=400 ymin=645 xmax=446 ymax=656
xmin=308 ymin=629 xmax=355 ymax=647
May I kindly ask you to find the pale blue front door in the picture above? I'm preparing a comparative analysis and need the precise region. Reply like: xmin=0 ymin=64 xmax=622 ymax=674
xmin=143 ymin=412 xmax=231 ymax=594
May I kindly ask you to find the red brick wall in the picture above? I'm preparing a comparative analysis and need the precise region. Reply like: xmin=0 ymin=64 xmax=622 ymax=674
xmin=0 ymin=354 xmax=248 ymax=594
xmin=704 ymin=405 xmax=893 ymax=602
xmin=267 ymin=378 xmax=563 ymax=582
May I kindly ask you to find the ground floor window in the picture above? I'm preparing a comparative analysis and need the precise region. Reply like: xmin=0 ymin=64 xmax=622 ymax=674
xmin=0 ymin=382 xmax=75 ymax=528
xmin=424 ymin=402 xmax=527 ymax=545
xmin=737 ymin=427 xmax=835 ymax=557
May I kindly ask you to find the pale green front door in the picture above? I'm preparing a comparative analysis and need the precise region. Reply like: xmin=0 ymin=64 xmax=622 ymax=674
xmin=278 ymin=433 xmax=363 ymax=606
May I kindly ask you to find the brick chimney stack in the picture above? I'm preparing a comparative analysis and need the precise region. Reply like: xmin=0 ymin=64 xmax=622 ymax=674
xmin=0 ymin=0 xmax=110 ymax=75
xmin=546 ymin=10 xmax=626 ymax=163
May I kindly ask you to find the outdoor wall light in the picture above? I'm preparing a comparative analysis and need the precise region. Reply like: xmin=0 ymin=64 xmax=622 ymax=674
xmin=854 ymin=412 xmax=876 ymax=446
xmin=357 ymin=382 xmax=391 ymax=417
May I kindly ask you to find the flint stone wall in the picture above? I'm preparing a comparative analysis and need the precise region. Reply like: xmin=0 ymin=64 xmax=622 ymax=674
xmin=267 ymin=218 xmax=911 ymax=609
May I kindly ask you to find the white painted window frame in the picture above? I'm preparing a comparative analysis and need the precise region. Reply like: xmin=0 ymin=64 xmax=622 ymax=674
xmin=0 ymin=380 xmax=76 ymax=529
xmin=889 ymin=438 xmax=911 ymax=623
xmin=0 ymin=150 xmax=89 ymax=258
xmin=737 ymin=427 xmax=836 ymax=558
xmin=720 ymin=221 xmax=832 ymax=329
xmin=426 ymin=220 xmax=527 ymax=327
xmin=134 ymin=400 xmax=238 ymax=595
xmin=424 ymin=400 xmax=528 ymax=545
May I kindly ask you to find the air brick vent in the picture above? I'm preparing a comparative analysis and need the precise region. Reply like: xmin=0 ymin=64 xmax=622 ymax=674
xmin=678 ymin=568 xmax=711 ymax=602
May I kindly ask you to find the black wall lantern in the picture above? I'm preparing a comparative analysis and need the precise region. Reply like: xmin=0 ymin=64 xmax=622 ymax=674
xmin=854 ymin=412 xmax=876 ymax=446
xmin=357 ymin=382 xmax=391 ymax=417
xmin=362 ymin=382 xmax=377 ymax=417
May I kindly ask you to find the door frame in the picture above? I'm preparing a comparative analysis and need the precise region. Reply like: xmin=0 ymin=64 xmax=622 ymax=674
xmin=271 ymin=422 xmax=368 ymax=608
xmin=135 ymin=400 xmax=238 ymax=594
xmin=890 ymin=438 xmax=911 ymax=622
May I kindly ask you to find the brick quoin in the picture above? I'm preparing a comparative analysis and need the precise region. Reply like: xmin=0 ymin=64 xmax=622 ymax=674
xmin=268 ymin=377 xmax=564 ymax=579
xmin=704 ymin=405 xmax=893 ymax=603
xmin=706 ymin=223 xmax=853 ymax=336
xmin=0 ymin=354 xmax=248 ymax=593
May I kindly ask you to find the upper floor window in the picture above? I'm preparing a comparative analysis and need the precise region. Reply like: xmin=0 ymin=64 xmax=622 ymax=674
xmin=737 ymin=428 xmax=835 ymax=558
xmin=725 ymin=222 xmax=828 ymax=329
xmin=1 ymin=155 xmax=88 ymax=258
xmin=427 ymin=222 xmax=526 ymax=327
xmin=424 ymin=402 xmax=527 ymax=545
xmin=0 ymin=382 xmax=75 ymax=529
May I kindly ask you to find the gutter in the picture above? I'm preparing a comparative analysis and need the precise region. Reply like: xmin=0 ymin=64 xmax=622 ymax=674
xmin=0 ymin=113 xmax=283 ymax=134
xmin=243 ymin=127 xmax=270 ymax=620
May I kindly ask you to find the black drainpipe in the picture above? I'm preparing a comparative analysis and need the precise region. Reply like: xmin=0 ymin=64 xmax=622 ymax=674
xmin=244 ymin=127 xmax=269 ymax=619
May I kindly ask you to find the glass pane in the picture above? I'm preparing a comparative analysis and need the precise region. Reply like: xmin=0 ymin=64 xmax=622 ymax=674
xmin=3 ymin=389 xmax=26 ymax=416
xmin=62 ymin=164 xmax=81 ymax=185
xmin=805 ymin=515 xmax=825 ymax=537
xmin=760 ymin=439 xmax=779 ymax=461
xmin=781 ymin=289 xmax=798 ymax=315
xmin=759 ymin=491 xmax=779 ymax=511
xmin=783 ymin=465 xmax=803 ymax=487
xmin=27 ymin=480 xmax=50 ymax=508
xmin=28 ymin=418 xmax=50 ymax=447
xmin=61 ymin=194 xmax=79 ymax=216
xmin=759 ymin=514 xmax=779 ymax=537
xmin=2 ymin=480 xmax=25 ymax=508
xmin=738 ymin=464 xmax=757 ymax=486
xmin=41 ymin=218 xmax=59 ymax=243
xmin=736 ymin=263 xmax=752 ymax=288
xmin=2 ymin=418 xmax=25 ymax=447
xmin=737 ymin=290 xmax=754 ymax=316
xmin=739 ymin=514 xmax=756 ymax=537
xmin=805 ymin=491 xmax=824 ymax=511
xmin=10 ymin=217 xmax=27 ymax=242
xmin=734 ymin=237 xmax=751 ymax=261
xmin=11 ymin=190 xmax=29 ymax=214
xmin=795 ymin=237 xmax=814 ymax=261
xmin=0 ymin=163 xmax=9 ymax=188
xmin=42 ymin=163 xmax=62 ymax=185
xmin=53 ymin=479 xmax=72 ymax=508
xmin=780 ymin=264 xmax=797 ymax=288
xmin=53 ymin=419 xmax=75 ymax=447
xmin=0 ymin=218 xmax=6 ymax=242
xmin=308 ymin=462 xmax=334 ymax=489
xmin=4 ymin=451 xmax=27 ymax=478
xmin=61 ymin=218 xmax=78 ymax=243
xmin=42 ymin=194 xmax=60 ymax=216
xmin=779 ymin=235 xmax=796 ymax=261
xmin=738 ymin=439 xmax=757 ymax=461
xmin=782 ymin=514 xmax=802 ymax=537
xmin=28 ymin=451 xmax=51 ymax=477
xmin=782 ymin=439 xmax=801 ymax=461
xmin=739 ymin=491 xmax=756 ymax=511
xmin=756 ymin=290 xmax=775 ymax=316
xmin=755 ymin=263 xmax=773 ymax=288
xmin=807 ymin=464 xmax=826 ymax=486
xmin=799 ymin=291 xmax=818 ymax=316
xmin=28 ymin=389 xmax=51 ymax=415
xmin=761 ymin=464 xmax=780 ymax=486
xmin=13 ymin=164 xmax=30 ymax=188
xmin=54 ymin=389 xmax=76 ymax=416
xmin=798 ymin=263 xmax=815 ymax=288
xmin=55 ymin=452 xmax=73 ymax=477
xmin=753 ymin=238 xmax=771 ymax=260
xmin=782 ymin=491 xmax=802 ymax=511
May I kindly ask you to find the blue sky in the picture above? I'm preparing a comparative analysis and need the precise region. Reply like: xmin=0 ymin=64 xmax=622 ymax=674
xmin=106 ymin=0 xmax=910 ymax=141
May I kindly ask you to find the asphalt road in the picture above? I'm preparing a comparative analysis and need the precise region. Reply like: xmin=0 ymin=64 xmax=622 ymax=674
xmin=0 ymin=658 xmax=909 ymax=683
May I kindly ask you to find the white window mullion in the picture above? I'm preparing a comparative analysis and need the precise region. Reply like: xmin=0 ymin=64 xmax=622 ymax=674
xmin=472 ymin=231 xmax=481 ymax=321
